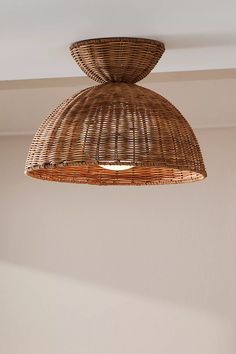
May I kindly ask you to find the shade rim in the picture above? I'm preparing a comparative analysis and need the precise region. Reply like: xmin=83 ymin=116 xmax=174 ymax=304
xmin=25 ymin=160 xmax=207 ymax=175
xmin=25 ymin=161 xmax=207 ymax=186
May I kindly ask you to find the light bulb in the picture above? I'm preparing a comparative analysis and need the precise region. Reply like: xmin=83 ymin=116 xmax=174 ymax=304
xmin=99 ymin=165 xmax=133 ymax=171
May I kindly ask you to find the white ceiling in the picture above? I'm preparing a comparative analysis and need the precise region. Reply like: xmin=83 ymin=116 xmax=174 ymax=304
xmin=1 ymin=0 xmax=236 ymax=134
xmin=1 ymin=0 xmax=236 ymax=80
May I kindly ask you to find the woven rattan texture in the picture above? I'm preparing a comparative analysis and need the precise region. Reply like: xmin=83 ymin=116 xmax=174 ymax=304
xmin=25 ymin=83 xmax=206 ymax=185
xmin=70 ymin=37 xmax=165 ymax=84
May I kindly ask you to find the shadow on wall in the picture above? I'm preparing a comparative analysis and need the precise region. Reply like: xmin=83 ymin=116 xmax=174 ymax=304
xmin=0 ymin=128 xmax=236 ymax=322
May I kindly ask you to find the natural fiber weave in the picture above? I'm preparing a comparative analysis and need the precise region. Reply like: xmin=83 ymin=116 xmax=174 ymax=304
xmin=70 ymin=37 xmax=165 ymax=84
xmin=25 ymin=82 xmax=206 ymax=185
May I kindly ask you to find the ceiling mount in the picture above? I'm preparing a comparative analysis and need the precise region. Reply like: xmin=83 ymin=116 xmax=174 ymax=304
xmin=25 ymin=37 xmax=206 ymax=185
xmin=70 ymin=37 xmax=165 ymax=83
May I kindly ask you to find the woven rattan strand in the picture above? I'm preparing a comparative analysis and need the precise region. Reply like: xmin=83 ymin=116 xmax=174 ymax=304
xmin=70 ymin=37 xmax=165 ymax=84
xmin=25 ymin=82 xmax=206 ymax=185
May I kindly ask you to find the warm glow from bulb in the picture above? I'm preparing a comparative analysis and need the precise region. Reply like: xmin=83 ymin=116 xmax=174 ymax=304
xmin=99 ymin=165 xmax=133 ymax=171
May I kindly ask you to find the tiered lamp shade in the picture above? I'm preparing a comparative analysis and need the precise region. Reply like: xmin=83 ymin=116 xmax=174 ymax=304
xmin=25 ymin=37 xmax=207 ymax=185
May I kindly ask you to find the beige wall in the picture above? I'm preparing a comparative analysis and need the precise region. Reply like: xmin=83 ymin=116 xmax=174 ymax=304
xmin=0 ymin=128 xmax=236 ymax=354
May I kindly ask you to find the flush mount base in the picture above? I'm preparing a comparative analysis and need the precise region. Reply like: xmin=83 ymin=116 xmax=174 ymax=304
xmin=70 ymin=37 xmax=165 ymax=84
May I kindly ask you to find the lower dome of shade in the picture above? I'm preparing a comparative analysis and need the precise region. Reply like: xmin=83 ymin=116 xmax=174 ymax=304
xmin=25 ymin=83 xmax=207 ymax=185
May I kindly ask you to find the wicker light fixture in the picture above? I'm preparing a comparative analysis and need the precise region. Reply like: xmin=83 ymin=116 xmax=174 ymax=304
xmin=25 ymin=37 xmax=207 ymax=185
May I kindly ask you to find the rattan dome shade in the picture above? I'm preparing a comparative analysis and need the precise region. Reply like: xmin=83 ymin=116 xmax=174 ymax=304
xmin=25 ymin=37 xmax=207 ymax=185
